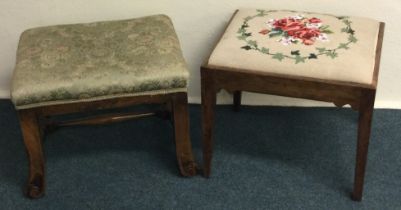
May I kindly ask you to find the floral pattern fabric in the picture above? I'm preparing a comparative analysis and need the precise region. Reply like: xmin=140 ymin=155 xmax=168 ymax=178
xmin=11 ymin=15 xmax=189 ymax=109
xmin=237 ymin=10 xmax=358 ymax=64
xmin=208 ymin=9 xmax=381 ymax=85
xmin=259 ymin=15 xmax=332 ymax=46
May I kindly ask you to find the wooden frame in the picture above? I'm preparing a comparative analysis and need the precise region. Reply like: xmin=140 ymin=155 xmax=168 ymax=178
xmin=201 ymin=16 xmax=384 ymax=201
xmin=18 ymin=92 xmax=197 ymax=198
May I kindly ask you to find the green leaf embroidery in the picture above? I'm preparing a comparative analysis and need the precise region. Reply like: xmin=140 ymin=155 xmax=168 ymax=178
xmin=308 ymin=53 xmax=318 ymax=59
xmin=316 ymin=47 xmax=327 ymax=53
xmin=241 ymin=46 xmax=252 ymax=50
xmin=343 ymin=19 xmax=352 ymax=25
xmin=348 ymin=36 xmax=358 ymax=43
xmin=260 ymin=47 xmax=270 ymax=54
xmin=237 ymin=28 xmax=246 ymax=34
xmin=337 ymin=16 xmax=349 ymax=20
xmin=321 ymin=29 xmax=333 ymax=34
xmin=291 ymin=50 xmax=300 ymax=55
xmin=257 ymin=11 xmax=266 ymax=16
xmin=295 ymin=55 xmax=306 ymax=64
xmin=237 ymin=35 xmax=247 ymax=40
xmin=244 ymin=16 xmax=252 ymax=21
xmin=256 ymin=9 xmax=267 ymax=16
xmin=247 ymin=40 xmax=257 ymax=47
xmin=269 ymin=29 xmax=283 ymax=38
xmin=348 ymin=29 xmax=355 ymax=35
xmin=269 ymin=32 xmax=282 ymax=38
xmin=341 ymin=26 xmax=355 ymax=35
xmin=319 ymin=25 xmax=330 ymax=30
xmin=338 ymin=43 xmax=349 ymax=49
xmin=326 ymin=51 xmax=338 ymax=59
xmin=272 ymin=53 xmax=285 ymax=61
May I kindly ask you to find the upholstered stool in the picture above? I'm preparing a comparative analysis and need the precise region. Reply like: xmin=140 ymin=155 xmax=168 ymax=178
xmin=11 ymin=14 xmax=197 ymax=198
xmin=201 ymin=9 xmax=384 ymax=201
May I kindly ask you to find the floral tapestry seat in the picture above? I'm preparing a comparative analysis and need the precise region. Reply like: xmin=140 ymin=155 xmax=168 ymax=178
xmin=201 ymin=9 xmax=384 ymax=202
xmin=11 ymin=14 xmax=189 ymax=109
xmin=208 ymin=9 xmax=381 ymax=85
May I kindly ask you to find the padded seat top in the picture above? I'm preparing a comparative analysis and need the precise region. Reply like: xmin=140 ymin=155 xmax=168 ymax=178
xmin=11 ymin=14 xmax=189 ymax=109
xmin=208 ymin=9 xmax=381 ymax=85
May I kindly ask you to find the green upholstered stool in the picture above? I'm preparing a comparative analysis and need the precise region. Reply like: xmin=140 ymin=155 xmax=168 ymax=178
xmin=11 ymin=14 xmax=197 ymax=198
xmin=201 ymin=9 xmax=384 ymax=201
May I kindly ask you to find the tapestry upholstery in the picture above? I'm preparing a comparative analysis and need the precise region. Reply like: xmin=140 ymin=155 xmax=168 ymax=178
xmin=208 ymin=9 xmax=381 ymax=85
xmin=11 ymin=14 xmax=189 ymax=109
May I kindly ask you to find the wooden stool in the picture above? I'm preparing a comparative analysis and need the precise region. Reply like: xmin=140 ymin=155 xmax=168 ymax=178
xmin=201 ymin=9 xmax=384 ymax=201
xmin=11 ymin=14 xmax=197 ymax=198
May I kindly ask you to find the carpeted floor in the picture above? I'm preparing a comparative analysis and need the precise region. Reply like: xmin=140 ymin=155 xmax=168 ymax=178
xmin=0 ymin=99 xmax=400 ymax=209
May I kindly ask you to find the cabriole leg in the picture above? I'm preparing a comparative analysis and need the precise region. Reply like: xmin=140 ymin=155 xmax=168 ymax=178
xmin=18 ymin=109 xmax=45 ymax=199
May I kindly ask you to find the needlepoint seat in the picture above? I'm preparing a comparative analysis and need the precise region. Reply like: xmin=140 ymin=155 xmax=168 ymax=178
xmin=201 ymin=9 xmax=384 ymax=202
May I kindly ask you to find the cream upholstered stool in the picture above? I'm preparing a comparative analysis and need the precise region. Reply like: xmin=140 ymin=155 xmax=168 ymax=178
xmin=11 ymin=14 xmax=197 ymax=198
xmin=201 ymin=9 xmax=384 ymax=201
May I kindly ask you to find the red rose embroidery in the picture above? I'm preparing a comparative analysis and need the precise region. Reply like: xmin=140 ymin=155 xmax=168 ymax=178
xmin=308 ymin=17 xmax=322 ymax=23
xmin=260 ymin=15 xmax=331 ymax=46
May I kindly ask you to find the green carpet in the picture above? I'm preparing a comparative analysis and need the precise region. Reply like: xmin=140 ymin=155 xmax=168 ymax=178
xmin=0 ymin=99 xmax=400 ymax=209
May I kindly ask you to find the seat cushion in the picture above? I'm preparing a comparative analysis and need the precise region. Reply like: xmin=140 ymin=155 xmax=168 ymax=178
xmin=208 ymin=9 xmax=381 ymax=85
xmin=11 ymin=14 xmax=189 ymax=109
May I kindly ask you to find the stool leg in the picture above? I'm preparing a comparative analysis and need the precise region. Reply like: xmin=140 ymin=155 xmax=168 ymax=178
xmin=18 ymin=110 xmax=45 ymax=199
xmin=201 ymin=68 xmax=216 ymax=177
xmin=352 ymin=90 xmax=376 ymax=201
xmin=172 ymin=92 xmax=197 ymax=177
xmin=233 ymin=91 xmax=242 ymax=112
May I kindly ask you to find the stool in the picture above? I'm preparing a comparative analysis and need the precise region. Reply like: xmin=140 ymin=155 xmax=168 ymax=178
xmin=11 ymin=14 xmax=197 ymax=198
xmin=201 ymin=9 xmax=384 ymax=201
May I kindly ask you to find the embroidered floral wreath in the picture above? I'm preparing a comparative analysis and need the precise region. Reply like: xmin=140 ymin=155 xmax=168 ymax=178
xmin=237 ymin=10 xmax=358 ymax=64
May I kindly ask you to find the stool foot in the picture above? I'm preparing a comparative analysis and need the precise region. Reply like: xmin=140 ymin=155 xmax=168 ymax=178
xmin=178 ymin=158 xmax=197 ymax=177
xmin=19 ymin=110 xmax=46 ymax=199
xmin=172 ymin=93 xmax=197 ymax=177
xmin=26 ymin=173 xmax=45 ymax=199
xmin=351 ymin=192 xmax=362 ymax=202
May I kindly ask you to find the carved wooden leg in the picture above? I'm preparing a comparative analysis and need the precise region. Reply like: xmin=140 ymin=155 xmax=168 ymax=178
xmin=172 ymin=92 xmax=197 ymax=177
xmin=233 ymin=91 xmax=242 ymax=112
xmin=352 ymin=89 xmax=376 ymax=201
xmin=201 ymin=67 xmax=217 ymax=177
xmin=18 ymin=109 xmax=45 ymax=199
